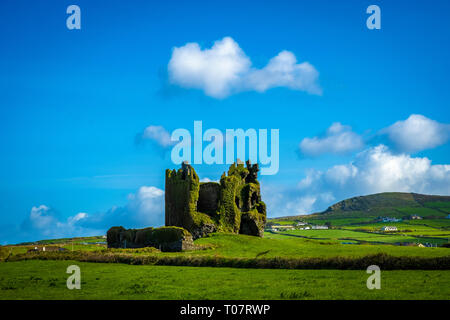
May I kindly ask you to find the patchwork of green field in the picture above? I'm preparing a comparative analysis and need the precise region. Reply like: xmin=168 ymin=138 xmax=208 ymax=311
xmin=267 ymin=229 xmax=448 ymax=245
xmin=268 ymin=215 xmax=450 ymax=245
xmin=311 ymin=218 xmax=374 ymax=226
xmin=4 ymin=232 xmax=450 ymax=261
xmin=0 ymin=260 xmax=448 ymax=300
xmin=342 ymin=221 xmax=449 ymax=241
xmin=270 ymin=217 xmax=375 ymax=226
xmin=267 ymin=219 xmax=298 ymax=225
xmin=5 ymin=243 xmax=106 ymax=256
xmin=344 ymin=222 xmax=449 ymax=235
xmin=154 ymin=233 xmax=450 ymax=258
xmin=18 ymin=236 xmax=106 ymax=245
xmin=395 ymin=206 xmax=446 ymax=216
xmin=272 ymin=229 xmax=371 ymax=239
xmin=424 ymin=201 xmax=450 ymax=209
xmin=406 ymin=219 xmax=450 ymax=229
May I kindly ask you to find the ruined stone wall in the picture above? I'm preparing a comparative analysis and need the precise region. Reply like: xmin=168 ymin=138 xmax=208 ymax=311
xmin=106 ymin=226 xmax=195 ymax=252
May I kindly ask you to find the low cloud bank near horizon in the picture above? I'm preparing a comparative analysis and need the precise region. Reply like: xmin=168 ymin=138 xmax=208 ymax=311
xmin=8 ymin=186 xmax=165 ymax=244
xmin=265 ymin=144 xmax=450 ymax=217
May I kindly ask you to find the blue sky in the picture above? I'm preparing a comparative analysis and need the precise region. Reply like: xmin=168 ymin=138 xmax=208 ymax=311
xmin=1 ymin=0 xmax=450 ymax=243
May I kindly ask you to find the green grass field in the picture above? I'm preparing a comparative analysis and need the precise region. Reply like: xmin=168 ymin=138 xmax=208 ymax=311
xmin=0 ymin=260 xmax=449 ymax=300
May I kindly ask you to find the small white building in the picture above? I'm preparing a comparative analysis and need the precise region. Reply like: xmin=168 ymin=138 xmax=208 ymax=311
xmin=271 ymin=225 xmax=294 ymax=232
xmin=311 ymin=225 xmax=329 ymax=230
xmin=381 ymin=226 xmax=398 ymax=232
xmin=297 ymin=222 xmax=307 ymax=226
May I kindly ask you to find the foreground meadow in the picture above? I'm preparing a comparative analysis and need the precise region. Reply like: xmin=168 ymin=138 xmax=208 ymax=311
xmin=0 ymin=260 xmax=449 ymax=300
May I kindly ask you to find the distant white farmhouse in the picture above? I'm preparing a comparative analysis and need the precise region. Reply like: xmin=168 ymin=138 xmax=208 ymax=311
xmin=410 ymin=215 xmax=422 ymax=220
xmin=311 ymin=225 xmax=329 ymax=230
xmin=271 ymin=225 xmax=295 ymax=232
xmin=381 ymin=226 xmax=398 ymax=232
xmin=297 ymin=222 xmax=307 ymax=226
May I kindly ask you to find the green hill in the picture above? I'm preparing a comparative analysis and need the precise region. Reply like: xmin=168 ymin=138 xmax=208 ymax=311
xmin=270 ymin=192 xmax=450 ymax=222
xmin=320 ymin=192 xmax=450 ymax=218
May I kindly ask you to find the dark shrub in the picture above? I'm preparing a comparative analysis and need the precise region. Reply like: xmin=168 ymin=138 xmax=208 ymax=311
xmin=0 ymin=246 xmax=9 ymax=261
xmin=106 ymin=226 xmax=126 ymax=248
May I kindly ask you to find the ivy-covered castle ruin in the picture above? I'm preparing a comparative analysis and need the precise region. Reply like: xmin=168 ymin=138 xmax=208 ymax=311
xmin=107 ymin=160 xmax=266 ymax=251
xmin=166 ymin=160 xmax=266 ymax=239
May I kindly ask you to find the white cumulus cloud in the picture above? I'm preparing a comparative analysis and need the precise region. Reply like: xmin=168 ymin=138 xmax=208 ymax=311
xmin=299 ymin=122 xmax=364 ymax=156
xmin=381 ymin=114 xmax=450 ymax=153
xmin=126 ymin=186 xmax=165 ymax=226
xmin=168 ymin=37 xmax=321 ymax=98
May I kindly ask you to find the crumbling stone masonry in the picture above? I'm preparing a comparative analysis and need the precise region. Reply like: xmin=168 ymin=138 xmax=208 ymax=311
xmin=106 ymin=226 xmax=195 ymax=252
xmin=165 ymin=160 xmax=266 ymax=239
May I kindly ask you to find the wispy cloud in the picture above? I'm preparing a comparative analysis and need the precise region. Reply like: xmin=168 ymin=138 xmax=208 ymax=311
xmin=299 ymin=122 xmax=364 ymax=157
xmin=138 ymin=125 xmax=175 ymax=148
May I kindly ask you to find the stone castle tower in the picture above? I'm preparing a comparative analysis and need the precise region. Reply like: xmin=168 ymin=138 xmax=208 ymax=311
xmin=165 ymin=160 xmax=266 ymax=239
